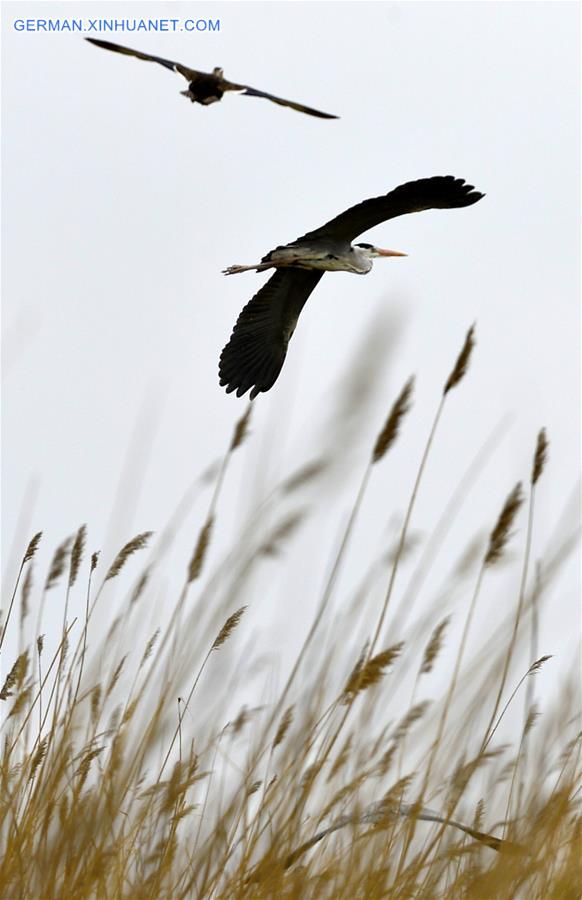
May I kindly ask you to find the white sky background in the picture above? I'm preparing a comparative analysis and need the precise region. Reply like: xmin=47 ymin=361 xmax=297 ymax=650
xmin=1 ymin=2 xmax=580 ymax=721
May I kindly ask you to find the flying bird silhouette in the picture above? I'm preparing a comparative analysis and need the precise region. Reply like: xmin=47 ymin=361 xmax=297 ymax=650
xmin=84 ymin=38 xmax=338 ymax=119
xmin=219 ymin=176 xmax=484 ymax=399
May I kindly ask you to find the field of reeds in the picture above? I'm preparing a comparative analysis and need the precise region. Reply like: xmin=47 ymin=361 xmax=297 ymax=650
xmin=1 ymin=326 xmax=580 ymax=899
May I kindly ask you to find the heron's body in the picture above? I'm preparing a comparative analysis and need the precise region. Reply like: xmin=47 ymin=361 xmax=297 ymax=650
xmin=225 ymin=241 xmax=379 ymax=275
xmin=219 ymin=176 xmax=485 ymax=400
xmin=84 ymin=39 xmax=338 ymax=118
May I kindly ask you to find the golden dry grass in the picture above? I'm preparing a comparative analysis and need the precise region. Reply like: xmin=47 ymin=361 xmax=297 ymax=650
xmin=1 ymin=329 xmax=580 ymax=899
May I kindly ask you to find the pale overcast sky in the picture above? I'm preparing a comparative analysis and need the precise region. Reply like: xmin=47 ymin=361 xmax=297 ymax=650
xmin=2 ymin=2 xmax=580 ymax=707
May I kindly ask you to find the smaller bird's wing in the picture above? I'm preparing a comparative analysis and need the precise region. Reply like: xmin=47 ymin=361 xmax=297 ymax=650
xmin=84 ymin=38 xmax=202 ymax=81
xmin=298 ymin=176 xmax=484 ymax=243
xmin=220 ymin=79 xmax=338 ymax=119
xmin=219 ymin=269 xmax=324 ymax=399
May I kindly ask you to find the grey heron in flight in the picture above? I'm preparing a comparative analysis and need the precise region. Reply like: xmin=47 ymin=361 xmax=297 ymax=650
xmin=84 ymin=38 xmax=338 ymax=119
xmin=219 ymin=176 xmax=484 ymax=399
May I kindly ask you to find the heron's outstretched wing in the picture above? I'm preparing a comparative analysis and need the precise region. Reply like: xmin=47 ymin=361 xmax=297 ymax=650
xmin=221 ymin=80 xmax=338 ymax=119
xmin=84 ymin=38 xmax=202 ymax=81
xmin=298 ymin=176 xmax=484 ymax=243
xmin=219 ymin=269 xmax=323 ymax=399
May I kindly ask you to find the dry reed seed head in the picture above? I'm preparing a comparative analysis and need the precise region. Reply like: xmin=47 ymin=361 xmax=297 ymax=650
xmin=259 ymin=509 xmax=306 ymax=557
xmin=44 ymin=536 xmax=73 ymax=591
xmin=531 ymin=428 xmax=549 ymax=485
xmin=300 ymin=760 xmax=325 ymax=789
xmin=230 ymin=404 xmax=252 ymax=451
xmin=200 ymin=459 xmax=221 ymax=486
xmin=171 ymin=804 xmax=197 ymax=826
xmin=227 ymin=704 xmax=264 ymax=736
xmin=107 ymin=729 xmax=126 ymax=778
xmin=420 ymin=616 xmax=450 ymax=675
xmin=473 ymin=799 xmax=485 ymax=832
xmin=68 ymin=524 xmax=87 ymax=589
xmin=443 ymin=324 xmax=476 ymax=395
xmin=343 ymin=642 xmax=404 ymax=700
xmin=155 ymin=766 xmax=181 ymax=803
xmin=524 ymin=704 xmax=540 ymax=737
xmin=386 ymin=531 xmax=422 ymax=565
xmin=130 ymin=569 xmax=150 ymax=605
xmin=557 ymin=734 xmax=582 ymax=772
xmin=454 ymin=534 xmax=485 ymax=577
xmin=494 ymin=757 xmax=516 ymax=788
xmin=20 ymin=565 xmax=33 ymax=621
xmin=15 ymin=649 xmax=30 ymax=690
xmin=106 ymin=615 xmax=122 ymax=644
xmin=106 ymin=655 xmax=127 ymax=698
xmin=229 ymin=706 xmax=250 ymax=736
xmin=484 ymin=482 xmax=524 ymax=567
xmin=90 ymin=551 xmax=100 ymax=572
xmin=361 ymin=780 xmax=416 ymax=827
xmin=247 ymin=780 xmax=262 ymax=797
xmin=187 ymin=516 xmax=213 ymax=583
xmin=107 ymin=705 xmax=122 ymax=737
xmin=212 ymin=606 xmax=247 ymax=651
xmin=29 ymin=737 xmax=48 ymax=781
xmin=161 ymin=760 xmax=205 ymax=814
xmin=343 ymin=643 xmax=369 ymax=700
xmin=0 ymin=653 xmax=26 ymax=700
xmin=105 ymin=532 xmax=153 ymax=582
xmin=272 ymin=706 xmax=294 ymax=750
xmin=528 ymin=655 xmax=552 ymax=675
xmin=140 ymin=628 xmax=160 ymax=668
xmin=9 ymin=686 xmax=32 ymax=719
xmin=371 ymin=721 xmax=393 ymax=758
xmin=76 ymin=746 xmax=105 ymax=788
xmin=392 ymin=700 xmax=432 ymax=743
xmin=451 ymin=747 xmax=505 ymax=797
xmin=90 ymin=684 xmax=102 ymax=724
xmin=281 ymin=459 xmax=328 ymax=493
xmin=376 ymin=743 xmax=397 ymax=777
xmin=328 ymin=734 xmax=354 ymax=782
xmin=372 ymin=376 xmax=415 ymax=464
xmin=23 ymin=531 xmax=42 ymax=564
xmin=37 ymin=634 xmax=45 ymax=655
xmin=122 ymin=697 xmax=140 ymax=726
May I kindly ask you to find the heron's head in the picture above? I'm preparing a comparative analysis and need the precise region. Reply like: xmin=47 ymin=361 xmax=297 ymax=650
xmin=355 ymin=242 xmax=407 ymax=259
xmin=212 ymin=67 xmax=224 ymax=78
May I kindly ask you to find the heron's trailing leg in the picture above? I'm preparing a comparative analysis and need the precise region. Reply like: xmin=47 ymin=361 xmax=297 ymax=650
xmin=222 ymin=262 xmax=274 ymax=275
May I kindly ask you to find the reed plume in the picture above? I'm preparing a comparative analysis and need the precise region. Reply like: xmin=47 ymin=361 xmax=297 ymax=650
xmin=372 ymin=377 xmax=415 ymax=463
xmin=484 ymin=483 xmax=524 ymax=566
xmin=419 ymin=616 xmax=450 ymax=675
xmin=443 ymin=324 xmax=475 ymax=395
xmin=23 ymin=531 xmax=42 ymax=564
xmin=104 ymin=532 xmax=153 ymax=582
xmin=212 ymin=607 xmax=247 ymax=650
xmin=531 ymin=428 xmax=549 ymax=485
xmin=44 ymin=536 xmax=73 ymax=591
xmin=187 ymin=518 xmax=213 ymax=583
xmin=343 ymin=643 xmax=403 ymax=699
xmin=68 ymin=524 xmax=87 ymax=589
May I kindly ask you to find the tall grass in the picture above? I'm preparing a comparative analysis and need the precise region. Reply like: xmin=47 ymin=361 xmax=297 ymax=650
xmin=1 ymin=330 xmax=580 ymax=899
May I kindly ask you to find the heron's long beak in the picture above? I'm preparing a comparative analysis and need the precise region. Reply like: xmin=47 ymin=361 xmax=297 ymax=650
xmin=377 ymin=248 xmax=408 ymax=257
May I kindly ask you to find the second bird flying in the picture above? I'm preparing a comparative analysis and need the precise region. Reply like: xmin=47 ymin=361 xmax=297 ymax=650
xmin=85 ymin=38 xmax=338 ymax=119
